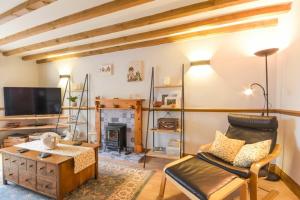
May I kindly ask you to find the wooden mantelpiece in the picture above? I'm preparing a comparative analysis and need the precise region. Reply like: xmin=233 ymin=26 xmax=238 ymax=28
xmin=95 ymin=98 xmax=143 ymax=153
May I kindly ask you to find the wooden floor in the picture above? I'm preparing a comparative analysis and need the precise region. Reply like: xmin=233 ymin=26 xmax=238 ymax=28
xmin=102 ymin=156 xmax=299 ymax=200
xmin=0 ymin=153 xmax=298 ymax=200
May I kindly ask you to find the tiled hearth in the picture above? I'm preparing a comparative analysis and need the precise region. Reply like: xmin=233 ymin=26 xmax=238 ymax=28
xmin=101 ymin=110 xmax=135 ymax=149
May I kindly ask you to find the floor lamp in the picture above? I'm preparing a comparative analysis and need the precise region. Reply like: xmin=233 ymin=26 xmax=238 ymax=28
xmin=254 ymin=48 xmax=279 ymax=116
xmin=255 ymin=48 xmax=280 ymax=182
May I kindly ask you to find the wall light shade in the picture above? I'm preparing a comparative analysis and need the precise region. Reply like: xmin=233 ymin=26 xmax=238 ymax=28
xmin=188 ymin=60 xmax=212 ymax=79
xmin=190 ymin=60 xmax=211 ymax=67
xmin=59 ymin=75 xmax=71 ymax=79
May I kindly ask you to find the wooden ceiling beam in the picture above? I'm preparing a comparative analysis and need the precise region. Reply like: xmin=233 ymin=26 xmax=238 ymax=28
xmin=36 ymin=18 xmax=278 ymax=64
xmin=3 ymin=0 xmax=257 ymax=56
xmin=22 ymin=3 xmax=291 ymax=61
xmin=0 ymin=0 xmax=57 ymax=25
xmin=0 ymin=0 xmax=153 ymax=45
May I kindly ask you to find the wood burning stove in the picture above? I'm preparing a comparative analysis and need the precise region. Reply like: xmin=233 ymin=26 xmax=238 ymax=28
xmin=105 ymin=123 xmax=127 ymax=152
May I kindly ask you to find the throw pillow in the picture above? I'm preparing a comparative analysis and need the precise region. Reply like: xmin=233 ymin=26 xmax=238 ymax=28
xmin=208 ymin=131 xmax=245 ymax=163
xmin=233 ymin=140 xmax=272 ymax=168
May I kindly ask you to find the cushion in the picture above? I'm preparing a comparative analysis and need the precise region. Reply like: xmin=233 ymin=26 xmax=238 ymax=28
xmin=197 ymin=152 xmax=269 ymax=179
xmin=233 ymin=140 xmax=271 ymax=168
xmin=208 ymin=131 xmax=245 ymax=163
xmin=197 ymin=152 xmax=251 ymax=179
xmin=165 ymin=156 xmax=237 ymax=200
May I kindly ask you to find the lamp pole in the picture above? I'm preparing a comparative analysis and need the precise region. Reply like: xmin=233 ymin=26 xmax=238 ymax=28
xmin=265 ymin=54 xmax=269 ymax=116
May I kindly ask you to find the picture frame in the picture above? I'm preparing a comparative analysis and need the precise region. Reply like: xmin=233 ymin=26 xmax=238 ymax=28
xmin=127 ymin=61 xmax=144 ymax=82
xmin=99 ymin=64 xmax=113 ymax=75
xmin=164 ymin=96 xmax=178 ymax=108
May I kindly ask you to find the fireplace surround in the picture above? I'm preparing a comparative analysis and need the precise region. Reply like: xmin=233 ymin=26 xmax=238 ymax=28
xmin=95 ymin=98 xmax=143 ymax=153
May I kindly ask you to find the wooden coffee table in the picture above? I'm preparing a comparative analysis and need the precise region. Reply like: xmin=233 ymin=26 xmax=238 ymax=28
xmin=0 ymin=143 xmax=98 ymax=200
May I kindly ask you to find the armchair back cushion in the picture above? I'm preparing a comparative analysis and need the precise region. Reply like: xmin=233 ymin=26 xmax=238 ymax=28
xmin=226 ymin=114 xmax=278 ymax=152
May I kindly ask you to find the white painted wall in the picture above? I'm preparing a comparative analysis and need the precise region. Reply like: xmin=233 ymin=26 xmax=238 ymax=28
xmin=38 ymin=27 xmax=279 ymax=151
xmin=275 ymin=0 xmax=300 ymax=185
xmin=35 ymin=0 xmax=300 ymax=186
xmin=0 ymin=55 xmax=40 ymax=141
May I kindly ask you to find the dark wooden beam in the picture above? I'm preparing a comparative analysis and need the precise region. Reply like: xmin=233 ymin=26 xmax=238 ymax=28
xmin=36 ymin=18 xmax=278 ymax=64
xmin=0 ymin=0 xmax=153 ymax=45
xmin=3 ymin=0 xmax=257 ymax=56
xmin=22 ymin=3 xmax=291 ymax=61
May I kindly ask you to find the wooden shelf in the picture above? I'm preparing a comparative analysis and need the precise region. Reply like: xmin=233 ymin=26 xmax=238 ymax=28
xmin=0 ymin=124 xmax=68 ymax=131
xmin=62 ymin=106 xmax=95 ymax=110
xmin=146 ymin=149 xmax=179 ymax=160
xmin=0 ymin=115 xmax=68 ymax=121
xmin=67 ymin=89 xmax=88 ymax=92
xmin=98 ymin=107 xmax=134 ymax=110
xmin=154 ymin=85 xmax=182 ymax=89
xmin=58 ymin=121 xmax=86 ymax=125
xmin=149 ymin=107 xmax=182 ymax=112
xmin=150 ymin=128 xmax=181 ymax=134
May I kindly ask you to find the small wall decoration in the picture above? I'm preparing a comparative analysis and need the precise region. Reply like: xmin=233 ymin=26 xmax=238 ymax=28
xmin=157 ymin=92 xmax=181 ymax=108
xmin=165 ymin=96 xmax=178 ymax=108
xmin=158 ymin=118 xmax=179 ymax=130
xmin=127 ymin=61 xmax=144 ymax=82
xmin=99 ymin=64 xmax=113 ymax=75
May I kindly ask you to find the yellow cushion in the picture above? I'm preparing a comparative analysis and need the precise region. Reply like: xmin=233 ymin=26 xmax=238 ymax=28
xmin=208 ymin=131 xmax=245 ymax=163
xmin=233 ymin=140 xmax=271 ymax=168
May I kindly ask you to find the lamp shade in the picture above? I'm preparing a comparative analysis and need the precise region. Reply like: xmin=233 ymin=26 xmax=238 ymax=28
xmin=254 ymin=48 xmax=279 ymax=57
xmin=190 ymin=60 xmax=210 ymax=67
xmin=59 ymin=75 xmax=71 ymax=79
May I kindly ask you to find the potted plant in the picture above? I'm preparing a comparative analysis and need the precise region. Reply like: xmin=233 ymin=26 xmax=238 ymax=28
xmin=67 ymin=96 xmax=78 ymax=107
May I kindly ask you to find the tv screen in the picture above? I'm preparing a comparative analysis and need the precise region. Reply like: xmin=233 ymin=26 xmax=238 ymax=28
xmin=4 ymin=87 xmax=61 ymax=116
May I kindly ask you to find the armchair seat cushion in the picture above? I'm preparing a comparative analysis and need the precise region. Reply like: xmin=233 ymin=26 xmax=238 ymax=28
xmin=165 ymin=156 xmax=237 ymax=200
xmin=197 ymin=152 xmax=251 ymax=178
xmin=197 ymin=152 xmax=269 ymax=179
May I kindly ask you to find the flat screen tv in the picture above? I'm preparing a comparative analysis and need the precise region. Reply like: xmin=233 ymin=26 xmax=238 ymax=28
xmin=4 ymin=87 xmax=61 ymax=116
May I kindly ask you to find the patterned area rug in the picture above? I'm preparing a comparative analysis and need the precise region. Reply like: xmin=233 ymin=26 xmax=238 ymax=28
xmin=0 ymin=158 xmax=153 ymax=200
xmin=99 ymin=150 xmax=144 ymax=163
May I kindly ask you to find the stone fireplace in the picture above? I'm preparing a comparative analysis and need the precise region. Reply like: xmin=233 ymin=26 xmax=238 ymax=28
xmin=95 ymin=98 xmax=143 ymax=153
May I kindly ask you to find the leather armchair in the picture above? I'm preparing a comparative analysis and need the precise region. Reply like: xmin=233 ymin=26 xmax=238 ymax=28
xmin=159 ymin=114 xmax=281 ymax=200
xmin=198 ymin=114 xmax=280 ymax=200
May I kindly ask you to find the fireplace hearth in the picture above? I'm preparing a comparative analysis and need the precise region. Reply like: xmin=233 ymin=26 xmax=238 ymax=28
xmin=105 ymin=123 xmax=127 ymax=152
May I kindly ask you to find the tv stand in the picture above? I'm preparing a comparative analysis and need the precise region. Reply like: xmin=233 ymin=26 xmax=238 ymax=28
xmin=0 ymin=115 xmax=69 ymax=146
xmin=0 ymin=115 xmax=68 ymax=121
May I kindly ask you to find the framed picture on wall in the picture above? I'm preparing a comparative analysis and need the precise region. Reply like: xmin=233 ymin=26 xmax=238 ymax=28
xmin=157 ymin=92 xmax=181 ymax=108
xmin=127 ymin=61 xmax=144 ymax=82
xmin=99 ymin=64 xmax=113 ymax=75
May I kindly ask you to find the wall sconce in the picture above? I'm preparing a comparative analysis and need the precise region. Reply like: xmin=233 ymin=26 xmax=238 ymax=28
xmin=188 ymin=60 xmax=212 ymax=78
xmin=190 ymin=60 xmax=211 ymax=67
xmin=59 ymin=75 xmax=71 ymax=79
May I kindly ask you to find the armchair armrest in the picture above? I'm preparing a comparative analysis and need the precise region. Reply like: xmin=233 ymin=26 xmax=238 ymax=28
xmin=198 ymin=143 xmax=212 ymax=153
xmin=250 ymin=144 xmax=280 ymax=174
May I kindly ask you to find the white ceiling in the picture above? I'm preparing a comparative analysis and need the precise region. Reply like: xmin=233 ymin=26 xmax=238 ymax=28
xmin=0 ymin=0 xmax=292 ymax=58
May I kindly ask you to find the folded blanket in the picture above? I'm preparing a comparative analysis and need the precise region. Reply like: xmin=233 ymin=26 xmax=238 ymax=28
xmin=15 ymin=140 xmax=95 ymax=174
